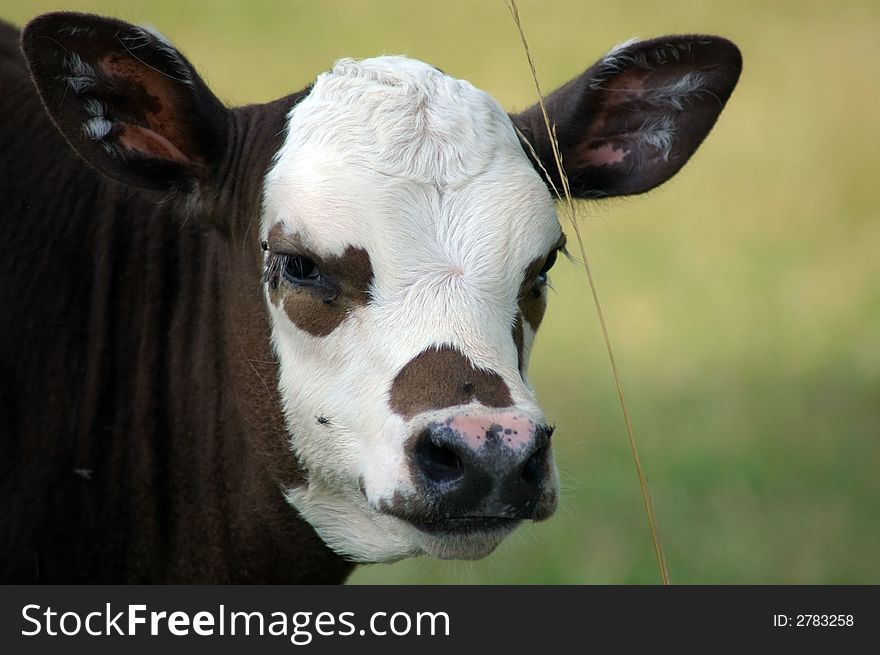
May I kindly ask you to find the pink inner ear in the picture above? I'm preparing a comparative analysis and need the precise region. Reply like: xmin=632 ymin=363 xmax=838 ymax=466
xmin=97 ymin=54 xmax=196 ymax=164
xmin=581 ymin=141 xmax=629 ymax=167
xmin=117 ymin=123 xmax=191 ymax=164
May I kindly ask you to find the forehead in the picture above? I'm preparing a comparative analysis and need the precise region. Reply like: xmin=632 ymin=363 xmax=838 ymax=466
xmin=263 ymin=56 xmax=560 ymax=261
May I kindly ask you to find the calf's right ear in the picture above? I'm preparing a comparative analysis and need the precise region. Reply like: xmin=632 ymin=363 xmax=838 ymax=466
xmin=22 ymin=12 xmax=228 ymax=193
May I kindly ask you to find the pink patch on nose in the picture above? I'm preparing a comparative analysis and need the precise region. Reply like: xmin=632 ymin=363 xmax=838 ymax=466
xmin=447 ymin=413 xmax=536 ymax=451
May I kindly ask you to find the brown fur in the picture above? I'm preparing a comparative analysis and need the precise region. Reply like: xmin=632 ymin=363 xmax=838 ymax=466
xmin=0 ymin=18 xmax=352 ymax=583
xmin=389 ymin=346 xmax=513 ymax=419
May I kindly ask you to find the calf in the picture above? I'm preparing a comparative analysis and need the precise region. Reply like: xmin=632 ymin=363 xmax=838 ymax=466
xmin=0 ymin=13 xmax=741 ymax=582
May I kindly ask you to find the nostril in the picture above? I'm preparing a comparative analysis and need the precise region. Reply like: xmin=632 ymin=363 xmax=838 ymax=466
xmin=419 ymin=438 xmax=464 ymax=484
xmin=521 ymin=443 xmax=549 ymax=484
xmin=521 ymin=424 xmax=553 ymax=484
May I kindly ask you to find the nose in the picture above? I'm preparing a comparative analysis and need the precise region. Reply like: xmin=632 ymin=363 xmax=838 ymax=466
xmin=410 ymin=412 xmax=554 ymax=519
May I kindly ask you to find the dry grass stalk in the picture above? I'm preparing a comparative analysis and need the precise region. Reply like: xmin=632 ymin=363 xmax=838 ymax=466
xmin=505 ymin=0 xmax=670 ymax=585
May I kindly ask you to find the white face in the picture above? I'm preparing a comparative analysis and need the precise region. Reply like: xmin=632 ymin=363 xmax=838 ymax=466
xmin=261 ymin=56 xmax=562 ymax=562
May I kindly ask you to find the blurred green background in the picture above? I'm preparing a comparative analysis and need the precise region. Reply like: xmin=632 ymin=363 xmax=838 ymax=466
xmin=3 ymin=0 xmax=877 ymax=584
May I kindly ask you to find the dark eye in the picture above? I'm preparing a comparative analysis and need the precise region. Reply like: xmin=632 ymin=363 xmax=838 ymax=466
xmin=535 ymin=249 xmax=559 ymax=288
xmin=283 ymin=255 xmax=321 ymax=284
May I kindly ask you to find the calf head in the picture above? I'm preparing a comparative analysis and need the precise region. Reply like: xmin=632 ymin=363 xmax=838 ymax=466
xmin=22 ymin=13 xmax=741 ymax=563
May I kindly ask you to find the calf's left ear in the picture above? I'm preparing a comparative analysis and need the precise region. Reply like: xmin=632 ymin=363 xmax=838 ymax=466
xmin=22 ymin=12 xmax=228 ymax=193
xmin=511 ymin=35 xmax=742 ymax=199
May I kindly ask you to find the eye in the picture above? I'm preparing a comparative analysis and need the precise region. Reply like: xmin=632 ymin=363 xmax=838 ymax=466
xmin=283 ymin=255 xmax=321 ymax=284
xmin=534 ymin=248 xmax=559 ymax=289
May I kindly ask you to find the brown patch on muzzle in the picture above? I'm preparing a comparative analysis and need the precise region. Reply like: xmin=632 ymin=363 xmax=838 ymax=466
xmin=389 ymin=346 xmax=513 ymax=420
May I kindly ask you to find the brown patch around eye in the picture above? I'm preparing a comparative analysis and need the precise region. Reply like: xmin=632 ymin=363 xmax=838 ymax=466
xmin=266 ymin=226 xmax=373 ymax=337
xmin=389 ymin=346 xmax=513 ymax=420
xmin=518 ymin=234 xmax=565 ymax=331
xmin=518 ymin=256 xmax=549 ymax=330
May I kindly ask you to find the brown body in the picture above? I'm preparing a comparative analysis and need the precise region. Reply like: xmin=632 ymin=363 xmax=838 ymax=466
xmin=0 ymin=19 xmax=351 ymax=583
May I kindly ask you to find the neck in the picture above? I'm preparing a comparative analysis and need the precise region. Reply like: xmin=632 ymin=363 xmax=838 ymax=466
xmin=153 ymin=94 xmax=353 ymax=583
xmin=134 ymin=94 xmax=353 ymax=582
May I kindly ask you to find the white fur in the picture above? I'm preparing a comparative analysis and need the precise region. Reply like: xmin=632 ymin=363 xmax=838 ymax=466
xmin=82 ymin=98 xmax=112 ymax=141
xmin=65 ymin=53 xmax=97 ymax=94
xmin=262 ymin=56 xmax=561 ymax=562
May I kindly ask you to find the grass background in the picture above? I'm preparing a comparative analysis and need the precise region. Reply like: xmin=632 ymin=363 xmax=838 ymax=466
xmin=3 ymin=0 xmax=877 ymax=584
